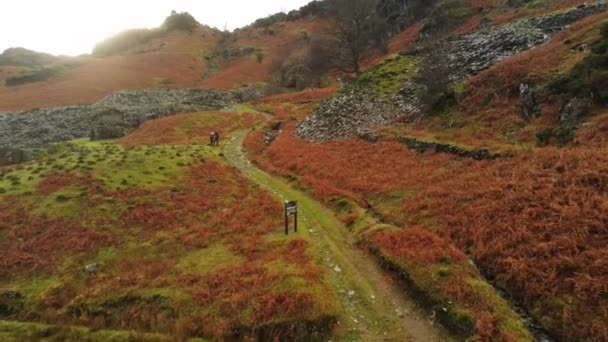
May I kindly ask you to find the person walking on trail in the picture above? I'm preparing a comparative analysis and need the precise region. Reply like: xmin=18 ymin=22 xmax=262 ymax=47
xmin=210 ymin=131 xmax=220 ymax=146
xmin=210 ymin=131 xmax=216 ymax=146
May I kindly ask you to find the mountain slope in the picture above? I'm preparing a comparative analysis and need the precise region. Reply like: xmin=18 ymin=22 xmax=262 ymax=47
xmin=0 ymin=25 xmax=219 ymax=111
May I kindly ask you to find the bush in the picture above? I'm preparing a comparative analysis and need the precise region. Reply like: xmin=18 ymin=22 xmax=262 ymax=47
xmin=255 ymin=51 xmax=265 ymax=63
xmin=5 ymin=67 xmax=59 ymax=86
xmin=415 ymin=51 xmax=457 ymax=113
xmin=162 ymin=11 xmax=199 ymax=32
xmin=536 ymin=126 xmax=575 ymax=147
xmin=420 ymin=0 xmax=473 ymax=36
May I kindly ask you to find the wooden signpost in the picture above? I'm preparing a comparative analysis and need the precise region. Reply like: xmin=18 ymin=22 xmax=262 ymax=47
xmin=284 ymin=200 xmax=298 ymax=235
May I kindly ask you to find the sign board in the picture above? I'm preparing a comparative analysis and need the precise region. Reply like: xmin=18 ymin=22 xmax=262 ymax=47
xmin=285 ymin=201 xmax=297 ymax=216
xmin=284 ymin=200 xmax=298 ymax=235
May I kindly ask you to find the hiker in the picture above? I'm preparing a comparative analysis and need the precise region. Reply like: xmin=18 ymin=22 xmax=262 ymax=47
xmin=210 ymin=131 xmax=220 ymax=146
xmin=210 ymin=131 xmax=216 ymax=146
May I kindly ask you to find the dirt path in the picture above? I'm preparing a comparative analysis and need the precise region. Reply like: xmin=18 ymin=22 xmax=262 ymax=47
xmin=224 ymin=130 xmax=450 ymax=341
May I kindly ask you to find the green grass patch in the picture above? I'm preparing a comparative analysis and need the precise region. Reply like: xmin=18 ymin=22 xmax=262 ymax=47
xmin=349 ymin=54 xmax=418 ymax=96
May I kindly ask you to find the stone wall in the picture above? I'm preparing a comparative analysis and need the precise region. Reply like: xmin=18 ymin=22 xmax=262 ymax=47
xmin=398 ymin=136 xmax=510 ymax=160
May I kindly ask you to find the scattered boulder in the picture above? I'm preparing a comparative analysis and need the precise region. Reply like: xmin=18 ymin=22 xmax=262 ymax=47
xmin=84 ymin=263 xmax=99 ymax=274
xmin=296 ymin=90 xmax=400 ymax=140
xmin=90 ymin=108 xmax=131 ymax=141
xmin=264 ymin=121 xmax=283 ymax=145
xmin=2 ymin=291 xmax=21 ymax=299
xmin=519 ymin=83 xmax=540 ymax=122
xmin=0 ymin=148 xmax=33 ymax=166
xmin=357 ymin=129 xmax=381 ymax=143
xmin=560 ymin=97 xmax=593 ymax=125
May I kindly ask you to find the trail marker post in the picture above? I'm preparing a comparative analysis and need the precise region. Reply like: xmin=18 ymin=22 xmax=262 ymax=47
xmin=284 ymin=200 xmax=298 ymax=235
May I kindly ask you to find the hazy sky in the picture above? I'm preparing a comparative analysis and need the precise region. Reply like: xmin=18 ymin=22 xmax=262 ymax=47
xmin=0 ymin=0 xmax=312 ymax=56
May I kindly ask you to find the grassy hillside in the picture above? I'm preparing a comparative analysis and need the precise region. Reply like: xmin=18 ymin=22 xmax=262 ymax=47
xmin=242 ymin=8 xmax=608 ymax=338
xmin=0 ymin=109 xmax=340 ymax=340
xmin=2 ymin=0 xmax=608 ymax=340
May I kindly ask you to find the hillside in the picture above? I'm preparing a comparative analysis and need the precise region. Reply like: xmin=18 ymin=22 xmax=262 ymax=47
xmin=0 ymin=19 xmax=220 ymax=111
xmin=1 ymin=0 xmax=608 ymax=341
xmin=0 ymin=12 xmax=326 ymax=112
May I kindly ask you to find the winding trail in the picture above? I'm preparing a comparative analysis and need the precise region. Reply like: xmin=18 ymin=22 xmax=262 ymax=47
xmin=224 ymin=130 xmax=449 ymax=341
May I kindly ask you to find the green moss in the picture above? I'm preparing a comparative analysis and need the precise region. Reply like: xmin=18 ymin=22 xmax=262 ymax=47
xmin=95 ymin=247 xmax=121 ymax=266
xmin=440 ymin=305 xmax=475 ymax=338
xmin=350 ymin=54 xmax=418 ymax=96
xmin=367 ymin=189 xmax=414 ymax=223
xmin=33 ymin=186 xmax=84 ymax=218
xmin=452 ymin=80 xmax=468 ymax=95
xmin=11 ymin=275 xmax=61 ymax=304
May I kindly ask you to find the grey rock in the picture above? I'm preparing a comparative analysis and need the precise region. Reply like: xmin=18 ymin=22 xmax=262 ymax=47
xmin=264 ymin=121 xmax=283 ymax=145
xmin=357 ymin=129 xmax=381 ymax=143
xmin=84 ymin=263 xmax=98 ymax=274
xmin=560 ymin=97 xmax=593 ymax=124
xmin=2 ymin=290 xmax=21 ymax=299
xmin=0 ymin=148 xmax=33 ymax=166
xmin=519 ymin=83 xmax=540 ymax=122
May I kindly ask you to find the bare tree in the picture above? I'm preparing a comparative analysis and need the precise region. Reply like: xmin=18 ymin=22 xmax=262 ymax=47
xmin=331 ymin=0 xmax=379 ymax=76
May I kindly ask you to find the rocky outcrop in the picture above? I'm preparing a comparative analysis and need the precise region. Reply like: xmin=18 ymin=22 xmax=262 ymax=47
xmin=296 ymin=91 xmax=402 ymax=140
xmin=0 ymin=87 xmax=263 ymax=166
xmin=0 ymin=148 xmax=33 ymax=166
xmin=560 ymin=97 xmax=593 ymax=125
xmin=297 ymin=2 xmax=607 ymax=140
xmin=398 ymin=136 xmax=510 ymax=160
xmin=448 ymin=2 xmax=607 ymax=81
xmin=264 ymin=121 xmax=283 ymax=145
xmin=357 ymin=129 xmax=381 ymax=143
xmin=519 ymin=83 xmax=540 ymax=122
xmin=89 ymin=109 xmax=132 ymax=140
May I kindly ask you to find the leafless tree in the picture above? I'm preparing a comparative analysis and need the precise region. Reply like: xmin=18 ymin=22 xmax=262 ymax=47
xmin=331 ymin=0 xmax=379 ymax=76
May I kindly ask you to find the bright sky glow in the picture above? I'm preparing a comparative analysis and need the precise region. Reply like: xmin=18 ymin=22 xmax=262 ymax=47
xmin=0 ymin=0 xmax=312 ymax=56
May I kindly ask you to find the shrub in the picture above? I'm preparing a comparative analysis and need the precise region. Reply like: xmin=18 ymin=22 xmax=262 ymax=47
xmin=5 ymin=67 xmax=59 ymax=86
xmin=255 ymin=50 xmax=265 ymax=64
xmin=420 ymin=0 xmax=474 ymax=37
xmin=415 ymin=51 xmax=457 ymax=113
xmin=536 ymin=126 xmax=575 ymax=147
xmin=162 ymin=11 xmax=199 ymax=32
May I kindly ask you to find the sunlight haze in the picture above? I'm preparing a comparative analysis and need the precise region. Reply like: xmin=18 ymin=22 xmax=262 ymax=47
xmin=0 ymin=0 xmax=312 ymax=56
